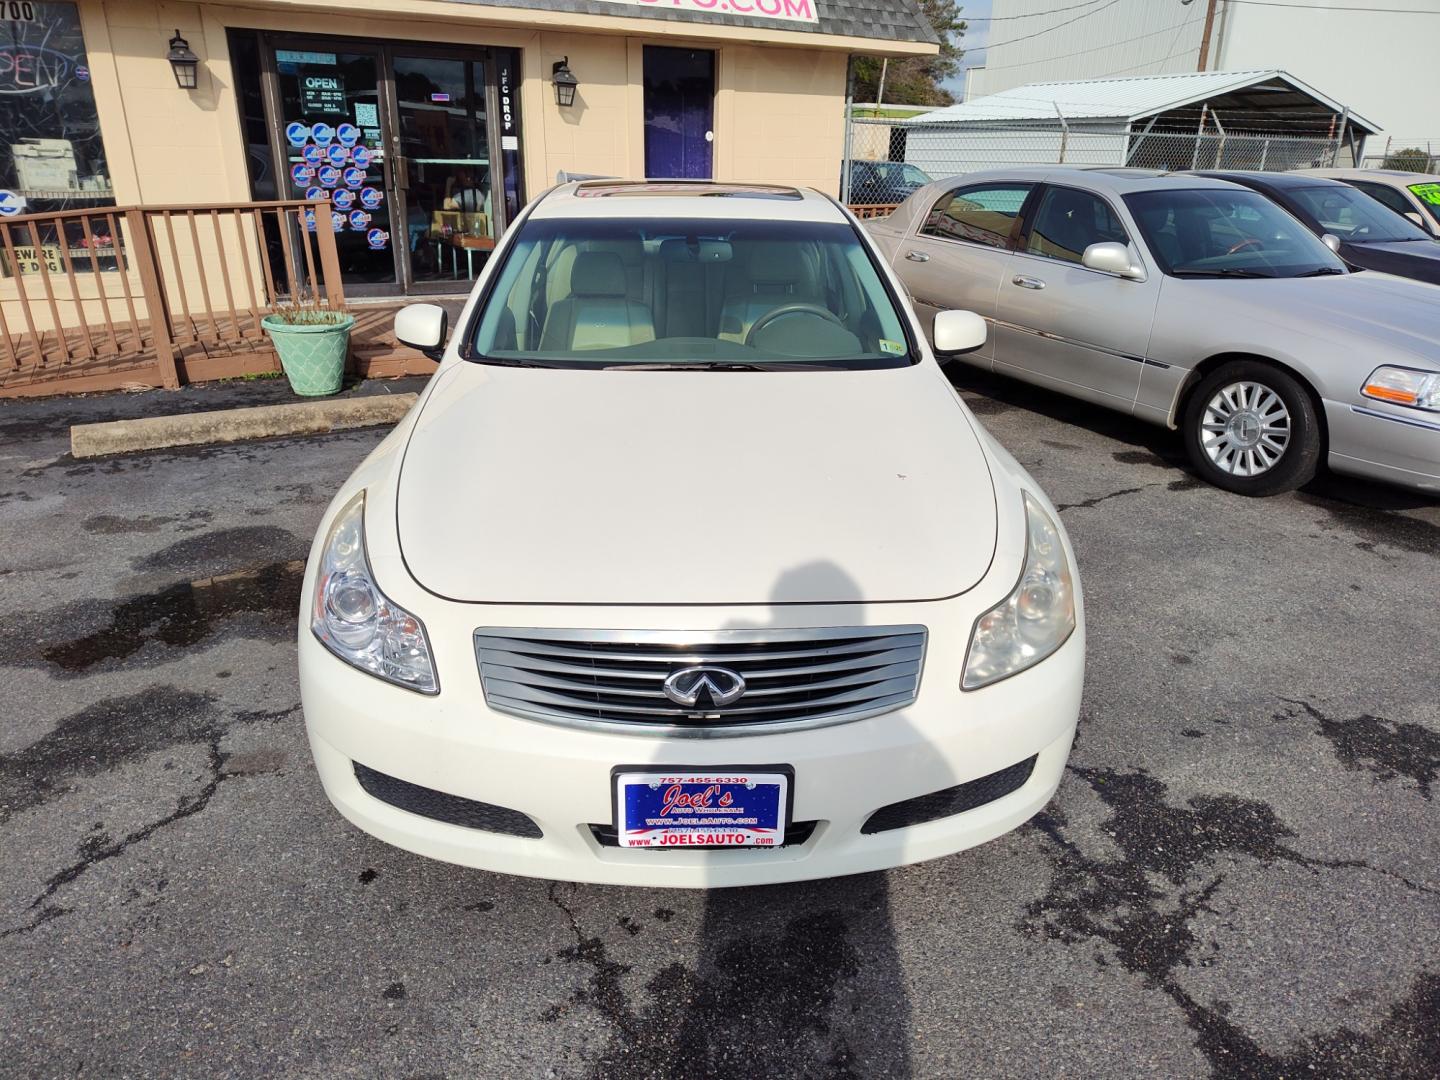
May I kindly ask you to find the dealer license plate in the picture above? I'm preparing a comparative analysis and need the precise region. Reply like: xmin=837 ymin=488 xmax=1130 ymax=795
xmin=615 ymin=771 xmax=788 ymax=849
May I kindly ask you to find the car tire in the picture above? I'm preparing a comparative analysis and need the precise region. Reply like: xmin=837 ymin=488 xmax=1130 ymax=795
xmin=1181 ymin=361 xmax=1321 ymax=496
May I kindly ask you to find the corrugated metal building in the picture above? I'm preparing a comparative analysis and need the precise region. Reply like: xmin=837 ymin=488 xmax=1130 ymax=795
xmin=964 ymin=0 xmax=1435 ymax=142
xmin=901 ymin=70 xmax=1377 ymax=178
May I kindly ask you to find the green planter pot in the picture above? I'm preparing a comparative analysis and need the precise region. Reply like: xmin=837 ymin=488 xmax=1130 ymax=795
xmin=262 ymin=313 xmax=355 ymax=397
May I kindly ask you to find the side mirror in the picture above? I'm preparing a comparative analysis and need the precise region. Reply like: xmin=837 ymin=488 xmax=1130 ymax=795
xmin=394 ymin=303 xmax=448 ymax=362
xmin=932 ymin=309 xmax=987 ymax=356
xmin=1321 ymin=233 xmax=1343 ymax=253
xmin=1081 ymin=241 xmax=1141 ymax=278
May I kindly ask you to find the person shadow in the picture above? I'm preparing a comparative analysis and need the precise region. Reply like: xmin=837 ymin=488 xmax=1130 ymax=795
xmin=589 ymin=560 xmax=947 ymax=1079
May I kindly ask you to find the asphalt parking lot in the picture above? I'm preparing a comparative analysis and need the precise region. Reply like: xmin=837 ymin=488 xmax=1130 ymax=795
xmin=2 ymin=368 xmax=1437 ymax=1079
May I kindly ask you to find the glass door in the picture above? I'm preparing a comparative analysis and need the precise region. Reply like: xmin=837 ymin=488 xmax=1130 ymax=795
xmin=270 ymin=44 xmax=399 ymax=293
xmin=389 ymin=51 xmax=497 ymax=291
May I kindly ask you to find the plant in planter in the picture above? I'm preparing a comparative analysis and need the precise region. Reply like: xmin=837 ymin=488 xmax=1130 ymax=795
xmin=261 ymin=300 xmax=355 ymax=397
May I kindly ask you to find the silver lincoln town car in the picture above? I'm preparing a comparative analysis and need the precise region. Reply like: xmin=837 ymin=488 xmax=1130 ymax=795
xmin=871 ymin=167 xmax=1440 ymax=496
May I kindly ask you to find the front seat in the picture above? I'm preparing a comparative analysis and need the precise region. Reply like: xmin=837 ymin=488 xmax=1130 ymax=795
xmin=718 ymin=243 xmax=824 ymax=343
xmin=539 ymin=250 xmax=655 ymax=352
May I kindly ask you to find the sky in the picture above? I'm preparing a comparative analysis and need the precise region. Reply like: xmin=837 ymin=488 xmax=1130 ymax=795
xmin=943 ymin=0 xmax=993 ymax=99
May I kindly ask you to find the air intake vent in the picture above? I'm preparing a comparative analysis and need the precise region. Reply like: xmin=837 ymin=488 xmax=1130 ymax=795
xmin=474 ymin=625 xmax=926 ymax=735
xmin=353 ymin=762 xmax=542 ymax=838
xmin=861 ymin=756 xmax=1037 ymax=834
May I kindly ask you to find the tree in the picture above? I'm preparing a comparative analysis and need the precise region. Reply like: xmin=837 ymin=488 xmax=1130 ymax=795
xmin=851 ymin=0 xmax=967 ymax=108
xmin=1383 ymin=147 xmax=1433 ymax=171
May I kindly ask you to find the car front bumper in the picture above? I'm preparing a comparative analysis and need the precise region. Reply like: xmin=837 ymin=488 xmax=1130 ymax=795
xmin=299 ymin=599 xmax=1083 ymax=889
xmin=1326 ymin=399 xmax=1440 ymax=492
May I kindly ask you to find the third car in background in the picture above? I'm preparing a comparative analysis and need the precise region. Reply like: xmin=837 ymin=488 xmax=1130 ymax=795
xmin=1298 ymin=168 xmax=1440 ymax=240
xmin=1193 ymin=170 xmax=1440 ymax=286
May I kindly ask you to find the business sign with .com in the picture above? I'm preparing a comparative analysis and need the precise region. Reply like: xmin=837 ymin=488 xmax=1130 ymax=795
xmin=599 ymin=0 xmax=817 ymax=23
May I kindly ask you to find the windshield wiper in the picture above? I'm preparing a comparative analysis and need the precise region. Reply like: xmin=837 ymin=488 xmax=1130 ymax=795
xmin=1296 ymin=267 xmax=1346 ymax=276
xmin=1171 ymin=268 xmax=1276 ymax=278
xmin=479 ymin=356 xmax=562 ymax=368
xmin=605 ymin=361 xmax=816 ymax=371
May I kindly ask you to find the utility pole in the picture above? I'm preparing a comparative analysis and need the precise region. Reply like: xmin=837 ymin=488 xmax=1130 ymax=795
xmin=1196 ymin=0 xmax=1219 ymax=71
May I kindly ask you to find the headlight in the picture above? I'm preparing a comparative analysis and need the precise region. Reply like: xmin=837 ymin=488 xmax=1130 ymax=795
xmin=1362 ymin=366 xmax=1440 ymax=411
xmin=963 ymin=492 xmax=1076 ymax=691
xmin=311 ymin=492 xmax=438 ymax=694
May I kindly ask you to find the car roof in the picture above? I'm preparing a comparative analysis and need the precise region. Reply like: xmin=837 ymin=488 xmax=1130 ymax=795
xmin=1297 ymin=167 xmax=1439 ymax=184
xmin=530 ymin=180 xmax=848 ymax=223
xmin=905 ymin=166 xmax=1248 ymax=201
xmin=1191 ymin=170 xmax=1347 ymax=190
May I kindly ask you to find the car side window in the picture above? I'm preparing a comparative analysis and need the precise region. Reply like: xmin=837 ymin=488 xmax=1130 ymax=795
xmin=1025 ymin=186 xmax=1129 ymax=265
xmin=919 ymin=183 xmax=1032 ymax=249
xmin=1351 ymin=181 xmax=1413 ymax=218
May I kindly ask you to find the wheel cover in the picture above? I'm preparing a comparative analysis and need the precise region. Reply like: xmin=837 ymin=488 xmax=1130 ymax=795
xmin=1200 ymin=381 xmax=1291 ymax=477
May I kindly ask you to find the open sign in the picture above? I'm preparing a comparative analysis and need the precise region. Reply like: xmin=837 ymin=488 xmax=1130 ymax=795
xmin=0 ymin=46 xmax=72 ymax=94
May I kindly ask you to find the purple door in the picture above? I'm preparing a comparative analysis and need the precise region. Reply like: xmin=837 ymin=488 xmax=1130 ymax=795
xmin=643 ymin=47 xmax=714 ymax=179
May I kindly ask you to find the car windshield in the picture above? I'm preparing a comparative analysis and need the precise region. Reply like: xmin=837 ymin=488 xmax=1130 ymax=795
xmin=469 ymin=217 xmax=914 ymax=369
xmin=1124 ymin=188 xmax=1348 ymax=278
xmin=893 ymin=163 xmax=932 ymax=186
xmin=1288 ymin=185 xmax=1431 ymax=243
xmin=1408 ymin=182 xmax=1440 ymax=226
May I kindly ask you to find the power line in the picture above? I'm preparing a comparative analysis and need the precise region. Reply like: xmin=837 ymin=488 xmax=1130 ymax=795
xmin=963 ymin=0 xmax=1109 ymax=21
xmin=978 ymin=14 xmax=1205 ymax=71
xmin=1087 ymin=10 xmax=1207 ymax=77
xmin=981 ymin=0 xmax=1123 ymax=50
xmin=1223 ymin=0 xmax=1440 ymax=11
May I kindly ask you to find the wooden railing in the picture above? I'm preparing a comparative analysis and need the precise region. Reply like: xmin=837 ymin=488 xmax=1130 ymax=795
xmin=848 ymin=203 xmax=899 ymax=220
xmin=0 ymin=199 xmax=344 ymax=397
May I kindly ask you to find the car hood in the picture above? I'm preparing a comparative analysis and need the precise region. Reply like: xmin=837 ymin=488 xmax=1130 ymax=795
xmin=396 ymin=363 xmax=997 ymax=606
xmin=1343 ymin=240 xmax=1440 ymax=286
xmin=1192 ymin=273 xmax=1440 ymax=358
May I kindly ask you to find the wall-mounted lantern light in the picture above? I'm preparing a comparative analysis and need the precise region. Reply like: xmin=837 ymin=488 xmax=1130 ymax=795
xmin=551 ymin=57 xmax=578 ymax=108
xmin=167 ymin=30 xmax=200 ymax=90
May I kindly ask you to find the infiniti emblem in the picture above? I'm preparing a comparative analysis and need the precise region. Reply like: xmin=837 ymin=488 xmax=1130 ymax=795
xmin=662 ymin=665 xmax=747 ymax=708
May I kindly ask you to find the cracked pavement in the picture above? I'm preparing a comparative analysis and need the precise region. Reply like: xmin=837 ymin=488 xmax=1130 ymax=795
xmin=1 ymin=369 xmax=1437 ymax=1078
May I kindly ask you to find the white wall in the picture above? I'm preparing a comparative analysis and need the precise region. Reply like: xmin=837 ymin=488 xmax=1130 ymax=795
xmin=1213 ymin=2 xmax=1433 ymax=142
xmin=965 ymin=0 xmax=1205 ymax=99
xmin=969 ymin=0 xmax=1434 ymax=142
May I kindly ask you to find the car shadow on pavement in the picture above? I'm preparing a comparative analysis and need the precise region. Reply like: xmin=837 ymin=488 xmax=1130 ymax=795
xmin=945 ymin=364 xmax=1440 ymax=514
xmin=575 ymin=561 xmax=926 ymax=1078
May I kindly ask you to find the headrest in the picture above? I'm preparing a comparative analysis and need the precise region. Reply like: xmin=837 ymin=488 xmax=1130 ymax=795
xmin=570 ymin=251 xmax=627 ymax=297
xmin=750 ymin=244 xmax=807 ymax=286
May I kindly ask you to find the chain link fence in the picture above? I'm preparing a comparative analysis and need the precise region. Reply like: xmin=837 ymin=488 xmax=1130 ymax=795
xmin=1360 ymin=141 xmax=1440 ymax=174
xmin=843 ymin=116 xmax=1349 ymax=207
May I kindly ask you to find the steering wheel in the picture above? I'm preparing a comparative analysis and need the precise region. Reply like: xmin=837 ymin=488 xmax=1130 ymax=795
xmin=744 ymin=303 xmax=844 ymax=347
xmin=1226 ymin=237 xmax=1265 ymax=256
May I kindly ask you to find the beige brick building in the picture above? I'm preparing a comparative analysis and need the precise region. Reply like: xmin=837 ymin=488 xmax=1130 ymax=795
xmin=1 ymin=0 xmax=935 ymax=298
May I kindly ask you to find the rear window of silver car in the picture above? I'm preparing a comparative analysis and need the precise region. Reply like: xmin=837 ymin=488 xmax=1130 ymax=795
xmin=468 ymin=218 xmax=915 ymax=369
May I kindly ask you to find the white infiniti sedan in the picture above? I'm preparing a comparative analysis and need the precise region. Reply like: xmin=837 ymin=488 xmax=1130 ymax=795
xmin=298 ymin=180 xmax=1084 ymax=887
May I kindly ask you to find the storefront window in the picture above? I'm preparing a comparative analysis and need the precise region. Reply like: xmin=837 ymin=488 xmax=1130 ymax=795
xmin=0 ymin=1 xmax=112 ymax=216
xmin=226 ymin=31 xmax=523 ymax=295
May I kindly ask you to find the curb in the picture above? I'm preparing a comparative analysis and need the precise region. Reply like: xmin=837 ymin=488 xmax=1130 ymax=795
xmin=71 ymin=393 xmax=419 ymax=459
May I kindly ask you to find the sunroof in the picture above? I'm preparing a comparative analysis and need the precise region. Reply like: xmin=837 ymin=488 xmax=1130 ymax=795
xmin=575 ymin=182 xmax=803 ymax=200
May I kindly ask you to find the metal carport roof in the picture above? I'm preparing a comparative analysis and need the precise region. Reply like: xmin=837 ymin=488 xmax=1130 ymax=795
xmin=908 ymin=70 xmax=1379 ymax=132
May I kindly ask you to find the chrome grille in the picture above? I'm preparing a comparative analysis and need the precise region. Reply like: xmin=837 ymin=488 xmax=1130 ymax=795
xmin=473 ymin=626 xmax=927 ymax=736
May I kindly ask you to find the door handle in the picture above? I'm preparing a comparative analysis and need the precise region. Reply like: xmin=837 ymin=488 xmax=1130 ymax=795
xmin=1012 ymin=274 xmax=1046 ymax=289
xmin=906 ymin=251 xmax=930 ymax=262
